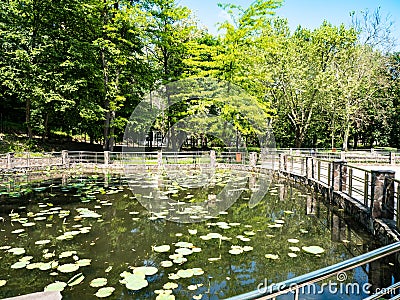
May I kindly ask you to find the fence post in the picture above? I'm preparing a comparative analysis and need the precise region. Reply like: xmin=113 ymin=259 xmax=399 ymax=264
xmin=280 ymin=154 xmax=287 ymax=172
xmin=331 ymin=160 xmax=347 ymax=192
xmin=371 ymin=170 xmax=395 ymax=220
xmin=210 ymin=150 xmax=216 ymax=168
xmin=249 ymin=152 xmax=257 ymax=168
xmin=104 ymin=151 xmax=110 ymax=165
xmin=62 ymin=150 xmax=69 ymax=168
xmin=7 ymin=152 xmax=14 ymax=169
xmin=157 ymin=150 xmax=163 ymax=169
xmin=389 ymin=152 xmax=395 ymax=165
xmin=306 ymin=157 xmax=312 ymax=179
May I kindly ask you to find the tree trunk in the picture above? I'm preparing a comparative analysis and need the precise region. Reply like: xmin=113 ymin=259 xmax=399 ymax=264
xmin=342 ymin=124 xmax=350 ymax=151
xmin=26 ymin=98 xmax=32 ymax=139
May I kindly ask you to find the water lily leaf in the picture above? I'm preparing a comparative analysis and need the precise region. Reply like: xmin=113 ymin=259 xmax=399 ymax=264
xmin=0 ymin=246 xmax=11 ymax=250
xmin=156 ymin=293 xmax=175 ymax=300
xmin=11 ymin=229 xmax=25 ymax=234
xmin=58 ymin=263 xmax=80 ymax=273
xmin=175 ymin=242 xmax=193 ymax=248
xmin=208 ymin=257 xmax=221 ymax=262
xmin=288 ymin=253 xmax=298 ymax=258
xmin=302 ymin=246 xmax=325 ymax=255
xmin=68 ymin=273 xmax=85 ymax=286
xmin=132 ymin=266 xmax=158 ymax=276
xmin=95 ymin=287 xmax=115 ymax=298
xmin=76 ymin=259 xmax=91 ymax=267
xmin=35 ymin=240 xmax=51 ymax=245
xmin=0 ymin=280 xmax=6 ymax=287
xmin=168 ymin=273 xmax=180 ymax=280
xmin=188 ymin=229 xmax=197 ymax=235
xmin=125 ymin=274 xmax=148 ymax=290
xmin=193 ymin=295 xmax=203 ymax=300
xmin=163 ymin=282 xmax=178 ymax=290
xmin=265 ymin=254 xmax=279 ymax=260
xmin=44 ymin=281 xmax=67 ymax=292
xmin=19 ymin=256 xmax=33 ymax=262
xmin=105 ymin=266 xmax=112 ymax=273
xmin=90 ymin=278 xmax=108 ymax=288
xmin=176 ymin=269 xmax=194 ymax=278
xmin=244 ymin=231 xmax=255 ymax=236
xmin=288 ymin=239 xmax=299 ymax=244
xmin=228 ymin=248 xmax=243 ymax=255
xmin=242 ymin=246 xmax=253 ymax=252
xmin=8 ymin=248 xmax=25 ymax=255
xmin=192 ymin=268 xmax=204 ymax=275
xmin=11 ymin=261 xmax=28 ymax=269
xmin=59 ymin=251 xmax=77 ymax=258
xmin=289 ymin=246 xmax=301 ymax=252
xmin=175 ymin=248 xmax=193 ymax=256
xmin=153 ymin=245 xmax=171 ymax=253
xmin=160 ymin=261 xmax=173 ymax=268
xmin=22 ymin=222 xmax=36 ymax=227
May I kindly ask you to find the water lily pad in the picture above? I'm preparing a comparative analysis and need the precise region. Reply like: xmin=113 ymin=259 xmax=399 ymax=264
xmin=228 ymin=248 xmax=243 ymax=255
xmin=125 ymin=274 xmax=148 ymax=290
xmin=289 ymin=246 xmax=301 ymax=252
xmin=11 ymin=229 xmax=25 ymax=234
xmin=35 ymin=240 xmax=51 ymax=245
xmin=19 ymin=256 xmax=33 ymax=262
xmin=95 ymin=286 xmax=115 ymax=298
xmin=68 ymin=273 xmax=85 ymax=286
xmin=44 ymin=281 xmax=67 ymax=292
xmin=265 ymin=254 xmax=279 ymax=260
xmin=58 ymin=263 xmax=80 ymax=273
xmin=188 ymin=284 xmax=198 ymax=291
xmin=76 ymin=259 xmax=91 ymax=267
xmin=163 ymin=282 xmax=178 ymax=290
xmin=22 ymin=222 xmax=36 ymax=227
xmin=168 ymin=273 xmax=180 ymax=280
xmin=177 ymin=269 xmax=194 ymax=278
xmin=11 ymin=261 xmax=28 ymax=269
xmin=188 ymin=229 xmax=197 ymax=235
xmin=175 ymin=242 xmax=193 ymax=248
xmin=156 ymin=292 xmax=175 ymax=300
xmin=288 ymin=239 xmax=299 ymax=244
xmin=132 ymin=266 xmax=158 ymax=276
xmin=175 ymin=248 xmax=193 ymax=256
xmin=302 ymin=246 xmax=325 ymax=255
xmin=0 ymin=280 xmax=6 ymax=287
xmin=192 ymin=268 xmax=204 ymax=275
xmin=90 ymin=278 xmax=108 ymax=288
xmin=154 ymin=245 xmax=171 ymax=253
xmin=8 ymin=248 xmax=25 ymax=255
xmin=59 ymin=251 xmax=77 ymax=258
xmin=160 ymin=261 xmax=173 ymax=268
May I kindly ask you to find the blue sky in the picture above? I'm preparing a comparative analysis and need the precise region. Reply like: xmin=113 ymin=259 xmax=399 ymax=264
xmin=178 ymin=0 xmax=400 ymax=48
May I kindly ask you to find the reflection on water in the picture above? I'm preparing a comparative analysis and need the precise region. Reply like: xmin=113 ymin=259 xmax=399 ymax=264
xmin=0 ymin=171 xmax=397 ymax=299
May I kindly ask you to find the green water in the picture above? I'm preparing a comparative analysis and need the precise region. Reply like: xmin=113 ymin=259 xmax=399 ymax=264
xmin=0 ymin=171 xmax=379 ymax=299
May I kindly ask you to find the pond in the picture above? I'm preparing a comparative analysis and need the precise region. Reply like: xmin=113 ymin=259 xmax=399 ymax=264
xmin=0 ymin=170 xmax=391 ymax=299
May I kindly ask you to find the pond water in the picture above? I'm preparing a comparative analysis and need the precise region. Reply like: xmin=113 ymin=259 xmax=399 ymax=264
xmin=0 ymin=170 xmax=393 ymax=299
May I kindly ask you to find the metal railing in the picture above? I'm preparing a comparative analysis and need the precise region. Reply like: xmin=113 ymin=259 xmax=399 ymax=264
xmin=226 ymin=241 xmax=400 ymax=300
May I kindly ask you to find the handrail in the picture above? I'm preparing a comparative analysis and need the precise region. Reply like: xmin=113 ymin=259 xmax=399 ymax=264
xmin=225 ymin=241 xmax=400 ymax=300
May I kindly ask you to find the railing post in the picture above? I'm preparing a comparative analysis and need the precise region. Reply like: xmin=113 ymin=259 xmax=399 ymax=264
xmin=104 ymin=151 xmax=110 ymax=165
xmin=7 ymin=152 xmax=14 ymax=169
xmin=317 ymin=160 xmax=321 ymax=181
xmin=397 ymin=184 xmax=400 ymax=229
xmin=62 ymin=150 xmax=69 ymax=168
xmin=210 ymin=150 xmax=216 ymax=168
xmin=279 ymin=154 xmax=287 ymax=172
xmin=348 ymin=168 xmax=353 ymax=197
xmin=364 ymin=172 xmax=369 ymax=206
xmin=371 ymin=170 xmax=395 ymax=220
xmin=157 ymin=150 xmax=163 ymax=169
xmin=306 ymin=157 xmax=312 ymax=179
xmin=249 ymin=152 xmax=257 ymax=168
xmin=331 ymin=160 xmax=347 ymax=192
xmin=389 ymin=152 xmax=395 ymax=165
